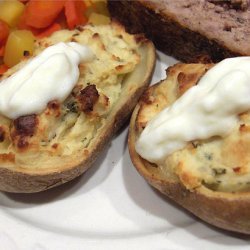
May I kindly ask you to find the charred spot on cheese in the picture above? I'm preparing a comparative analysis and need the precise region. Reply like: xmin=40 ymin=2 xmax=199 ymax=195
xmin=48 ymin=100 xmax=60 ymax=110
xmin=17 ymin=137 xmax=29 ymax=149
xmin=52 ymin=143 xmax=59 ymax=149
xmin=77 ymin=85 xmax=99 ymax=113
xmin=177 ymin=72 xmax=201 ymax=96
xmin=13 ymin=115 xmax=38 ymax=137
xmin=233 ymin=166 xmax=241 ymax=173
xmin=140 ymin=89 xmax=154 ymax=105
xmin=239 ymin=124 xmax=250 ymax=132
xmin=0 ymin=127 xmax=5 ymax=142
xmin=11 ymin=115 xmax=38 ymax=150
xmin=46 ymin=100 xmax=61 ymax=117
xmin=176 ymin=65 xmax=213 ymax=97
xmin=0 ymin=153 xmax=15 ymax=162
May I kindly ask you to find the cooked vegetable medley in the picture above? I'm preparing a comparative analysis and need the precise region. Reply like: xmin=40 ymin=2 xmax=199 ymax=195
xmin=0 ymin=0 xmax=110 ymax=70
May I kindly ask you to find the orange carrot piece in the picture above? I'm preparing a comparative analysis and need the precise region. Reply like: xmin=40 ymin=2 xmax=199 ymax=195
xmin=0 ymin=20 xmax=9 ymax=45
xmin=25 ymin=0 xmax=65 ymax=29
xmin=36 ymin=23 xmax=61 ymax=39
xmin=18 ymin=8 xmax=43 ymax=36
xmin=0 ymin=64 xmax=9 ymax=75
xmin=64 ymin=0 xmax=87 ymax=30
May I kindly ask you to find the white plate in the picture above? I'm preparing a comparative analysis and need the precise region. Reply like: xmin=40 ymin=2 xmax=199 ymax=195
xmin=0 ymin=51 xmax=249 ymax=250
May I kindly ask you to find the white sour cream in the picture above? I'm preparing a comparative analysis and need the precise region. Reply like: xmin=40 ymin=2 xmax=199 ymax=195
xmin=0 ymin=42 xmax=94 ymax=119
xmin=136 ymin=57 xmax=250 ymax=164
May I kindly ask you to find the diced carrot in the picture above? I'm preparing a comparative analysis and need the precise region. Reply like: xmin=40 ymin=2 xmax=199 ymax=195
xmin=0 ymin=20 xmax=9 ymax=45
xmin=0 ymin=64 xmax=9 ymax=75
xmin=18 ymin=8 xmax=30 ymax=29
xmin=65 ymin=0 xmax=87 ymax=30
xmin=0 ymin=46 xmax=4 ymax=57
xmin=25 ymin=0 xmax=65 ymax=29
xmin=54 ymin=10 xmax=67 ymax=29
xmin=36 ymin=23 xmax=61 ymax=39
xmin=18 ymin=8 xmax=42 ymax=36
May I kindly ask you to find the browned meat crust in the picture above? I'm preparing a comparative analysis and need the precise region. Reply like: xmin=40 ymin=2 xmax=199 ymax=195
xmin=77 ymin=85 xmax=99 ymax=113
xmin=108 ymin=0 xmax=250 ymax=62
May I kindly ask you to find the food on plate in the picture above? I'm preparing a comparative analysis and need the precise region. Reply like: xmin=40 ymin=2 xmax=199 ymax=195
xmin=4 ymin=30 xmax=35 ymax=67
xmin=128 ymin=58 xmax=250 ymax=234
xmin=108 ymin=0 xmax=250 ymax=63
xmin=0 ymin=0 xmax=25 ymax=28
xmin=0 ymin=0 xmax=111 ymax=71
xmin=0 ymin=22 xmax=155 ymax=193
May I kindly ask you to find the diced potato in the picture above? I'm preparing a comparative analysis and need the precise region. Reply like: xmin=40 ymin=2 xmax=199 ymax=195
xmin=88 ymin=13 xmax=110 ymax=25
xmin=4 ymin=30 xmax=34 ymax=67
xmin=0 ymin=0 xmax=25 ymax=27
xmin=85 ymin=5 xmax=95 ymax=18
xmin=85 ymin=0 xmax=109 ymax=18
xmin=84 ymin=0 xmax=93 ymax=7
xmin=93 ymin=1 xmax=109 ymax=16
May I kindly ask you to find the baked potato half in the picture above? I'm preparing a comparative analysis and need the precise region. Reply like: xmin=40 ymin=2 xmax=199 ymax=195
xmin=0 ymin=22 xmax=155 ymax=193
xmin=129 ymin=63 xmax=250 ymax=234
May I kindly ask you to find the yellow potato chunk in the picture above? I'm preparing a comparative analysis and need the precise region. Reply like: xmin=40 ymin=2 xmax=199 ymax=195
xmin=0 ymin=0 xmax=25 ymax=27
xmin=88 ymin=13 xmax=110 ymax=25
xmin=4 ymin=30 xmax=35 ymax=68
xmin=93 ymin=0 xmax=109 ymax=16
xmin=85 ymin=0 xmax=110 ymax=18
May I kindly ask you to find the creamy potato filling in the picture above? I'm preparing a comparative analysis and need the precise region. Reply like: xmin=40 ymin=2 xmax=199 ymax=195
xmin=0 ymin=23 xmax=140 ymax=168
xmin=137 ymin=63 xmax=250 ymax=192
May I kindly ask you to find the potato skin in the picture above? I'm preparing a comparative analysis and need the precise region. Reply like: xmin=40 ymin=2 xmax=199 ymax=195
xmin=128 ymin=83 xmax=250 ymax=235
xmin=0 ymin=29 xmax=155 ymax=193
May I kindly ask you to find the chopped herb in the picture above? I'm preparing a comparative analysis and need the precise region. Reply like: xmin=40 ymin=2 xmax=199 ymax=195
xmin=202 ymin=180 xmax=219 ymax=191
xmin=82 ymin=137 xmax=87 ymax=143
xmin=204 ymin=152 xmax=213 ymax=160
xmin=66 ymin=101 xmax=78 ymax=113
xmin=191 ymin=141 xmax=201 ymax=148
xmin=212 ymin=168 xmax=226 ymax=176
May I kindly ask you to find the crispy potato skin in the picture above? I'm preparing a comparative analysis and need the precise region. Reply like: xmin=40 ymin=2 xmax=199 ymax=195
xmin=128 ymin=64 xmax=250 ymax=234
xmin=129 ymin=104 xmax=250 ymax=234
xmin=0 ymin=24 xmax=155 ymax=193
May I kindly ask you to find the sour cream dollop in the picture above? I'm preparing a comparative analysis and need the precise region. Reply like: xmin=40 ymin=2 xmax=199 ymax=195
xmin=0 ymin=42 xmax=94 ymax=119
xmin=136 ymin=57 xmax=250 ymax=164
